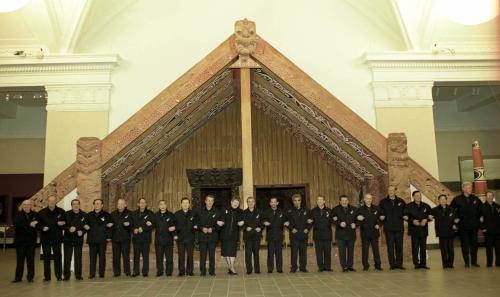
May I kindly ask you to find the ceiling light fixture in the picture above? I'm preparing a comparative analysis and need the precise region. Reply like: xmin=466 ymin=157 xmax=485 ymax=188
xmin=436 ymin=0 xmax=499 ymax=26
xmin=0 ymin=0 xmax=31 ymax=13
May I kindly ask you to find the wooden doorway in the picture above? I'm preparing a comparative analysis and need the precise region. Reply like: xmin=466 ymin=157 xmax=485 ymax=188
xmin=186 ymin=168 xmax=242 ymax=211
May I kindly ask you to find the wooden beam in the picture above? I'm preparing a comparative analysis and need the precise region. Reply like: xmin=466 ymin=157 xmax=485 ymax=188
xmin=240 ymin=68 xmax=253 ymax=207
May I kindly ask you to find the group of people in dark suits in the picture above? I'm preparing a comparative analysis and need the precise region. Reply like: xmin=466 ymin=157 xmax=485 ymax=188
xmin=12 ymin=182 xmax=500 ymax=283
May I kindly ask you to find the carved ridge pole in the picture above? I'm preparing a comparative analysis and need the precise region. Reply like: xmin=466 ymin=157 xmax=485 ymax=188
xmin=76 ymin=137 xmax=102 ymax=212
xmin=230 ymin=19 xmax=260 ymax=208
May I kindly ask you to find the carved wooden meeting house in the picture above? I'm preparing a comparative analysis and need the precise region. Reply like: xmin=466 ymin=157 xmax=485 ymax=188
xmin=28 ymin=19 xmax=453 ymax=247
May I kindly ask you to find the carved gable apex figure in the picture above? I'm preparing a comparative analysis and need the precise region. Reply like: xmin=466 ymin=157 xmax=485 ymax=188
xmin=231 ymin=18 xmax=260 ymax=68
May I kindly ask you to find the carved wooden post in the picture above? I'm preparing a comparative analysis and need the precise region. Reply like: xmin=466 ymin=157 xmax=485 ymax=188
xmin=387 ymin=133 xmax=412 ymax=260
xmin=76 ymin=137 xmax=102 ymax=212
xmin=240 ymin=68 xmax=254 ymax=208
xmin=387 ymin=133 xmax=411 ymax=201
xmin=230 ymin=18 xmax=260 ymax=208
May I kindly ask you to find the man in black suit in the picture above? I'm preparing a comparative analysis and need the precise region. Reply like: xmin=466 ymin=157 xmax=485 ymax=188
xmin=38 ymin=195 xmax=66 ymax=281
xmin=430 ymin=194 xmax=458 ymax=269
xmin=262 ymin=197 xmax=288 ymax=273
xmin=63 ymin=198 xmax=87 ymax=280
xmin=332 ymin=195 xmax=357 ymax=272
xmin=406 ymin=191 xmax=432 ymax=269
xmin=451 ymin=182 xmax=482 ymax=267
xmin=356 ymin=193 xmax=383 ymax=271
xmin=242 ymin=196 xmax=263 ymax=274
xmin=310 ymin=196 xmax=333 ymax=272
xmin=110 ymin=198 xmax=132 ymax=277
xmin=479 ymin=191 xmax=500 ymax=267
xmin=174 ymin=197 xmax=197 ymax=276
xmin=86 ymin=199 xmax=113 ymax=278
xmin=287 ymin=193 xmax=312 ymax=273
xmin=131 ymin=198 xmax=155 ymax=277
xmin=12 ymin=199 xmax=38 ymax=283
xmin=379 ymin=185 xmax=408 ymax=270
xmin=154 ymin=200 xmax=176 ymax=276
xmin=196 ymin=195 xmax=223 ymax=276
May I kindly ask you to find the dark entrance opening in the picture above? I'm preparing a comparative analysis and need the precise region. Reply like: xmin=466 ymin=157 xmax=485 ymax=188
xmin=186 ymin=168 xmax=242 ymax=211
xmin=199 ymin=187 xmax=232 ymax=210
xmin=254 ymin=184 xmax=309 ymax=211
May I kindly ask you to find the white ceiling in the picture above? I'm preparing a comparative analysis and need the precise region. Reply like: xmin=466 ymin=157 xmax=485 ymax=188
xmin=0 ymin=0 xmax=497 ymax=55
xmin=392 ymin=0 xmax=499 ymax=51
xmin=0 ymin=0 xmax=89 ymax=54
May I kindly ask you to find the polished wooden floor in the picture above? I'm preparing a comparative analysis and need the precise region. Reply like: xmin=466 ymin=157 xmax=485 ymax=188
xmin=0 ymin=246 xmax=499 ymax=297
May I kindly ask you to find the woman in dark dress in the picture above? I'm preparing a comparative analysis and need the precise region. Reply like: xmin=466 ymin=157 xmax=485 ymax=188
xmin=220 ymin=197 xmax=244 ymax=275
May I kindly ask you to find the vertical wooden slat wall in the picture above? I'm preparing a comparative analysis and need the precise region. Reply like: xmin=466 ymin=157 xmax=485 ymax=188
xmin=131 ymin=100 xmax=354 ymax=211
xmin=251 ymin=105 xmax=352 ymax=209
xmin=132 ymin=101 xmax=242 ymax=210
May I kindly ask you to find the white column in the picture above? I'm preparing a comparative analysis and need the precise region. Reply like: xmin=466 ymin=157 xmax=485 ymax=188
xmin=0 ymin=54 xmax=118 ymax=184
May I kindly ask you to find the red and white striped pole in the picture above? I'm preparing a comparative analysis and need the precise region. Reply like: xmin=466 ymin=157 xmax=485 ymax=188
xmin=472 ymin=140 xmax=487 ymax=199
